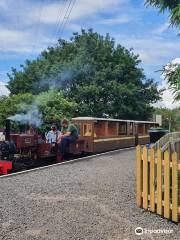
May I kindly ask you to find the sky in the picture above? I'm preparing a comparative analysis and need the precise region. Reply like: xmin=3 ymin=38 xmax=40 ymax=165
xmin=0 ymin=0 xmax=179 ymax=108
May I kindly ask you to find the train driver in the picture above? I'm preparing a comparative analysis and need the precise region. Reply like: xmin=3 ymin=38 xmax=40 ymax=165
xmin=57 ymin=119 xmax=78 ymax=162
xmin=46 ymin=124 xmax=61 ymax=145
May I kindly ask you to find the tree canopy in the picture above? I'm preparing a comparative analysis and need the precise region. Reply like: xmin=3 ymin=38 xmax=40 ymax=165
xmin=163 ymin=59 xmax=180 ymax=101
xmin=7 ymin=29 xmax=161 ymax=121
xmin=145 ymin=0 xmax=180 ymax=27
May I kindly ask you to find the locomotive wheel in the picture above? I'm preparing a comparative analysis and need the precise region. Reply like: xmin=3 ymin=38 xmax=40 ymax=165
xmin=13 ymin=157 xmax=37 ymax=171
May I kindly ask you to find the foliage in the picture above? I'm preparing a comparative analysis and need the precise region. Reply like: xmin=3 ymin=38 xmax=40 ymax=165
xmin=145 ymin=0 xmax=180 ymax=27
xmin=154 ymin=107 xmax=180 ymax=131
xmin=0 ymin=93 xmax=33 ymax=128
xmin=34 ymin=90 xmax=77 ymax=121
xmin=162 ymin=60 xmax=180 ymax=101
xmin=0 ymin=90 xmax=77 ymax=129
xmin=7 ymin=29 xmax=161 ymax=120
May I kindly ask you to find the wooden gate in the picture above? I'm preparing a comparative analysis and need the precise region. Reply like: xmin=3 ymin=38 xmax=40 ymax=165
xmin=136 ymin=145 xmax=180 ymax=222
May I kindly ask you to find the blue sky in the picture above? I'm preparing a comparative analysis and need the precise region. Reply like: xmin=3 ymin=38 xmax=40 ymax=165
xmin=0 ymin=0 xmax=179 ymax=107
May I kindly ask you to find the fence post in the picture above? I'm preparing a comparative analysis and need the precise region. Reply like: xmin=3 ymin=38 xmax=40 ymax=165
xmin=157 ymin=149 xmax=162 ymax=215
xmin=164 ymin=151 xmax=170 ymax=219
xmin=172 ymin=152 xmax=178 ymax=222
xmin=143 ymin=146 xmax=148 ymax=209
xmin=136 ymin=145 xmax=142 ymax=207
xmin=150 ymin=147 xmax=155 ymax=212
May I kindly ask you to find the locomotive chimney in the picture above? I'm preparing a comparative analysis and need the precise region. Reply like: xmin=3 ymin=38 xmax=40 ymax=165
xmin=5 ymin=119 xmax=11 ymax=141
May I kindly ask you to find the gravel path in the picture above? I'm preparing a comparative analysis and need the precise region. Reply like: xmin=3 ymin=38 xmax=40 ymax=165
xmin=0 ymin=149 xmax=180 ymax=240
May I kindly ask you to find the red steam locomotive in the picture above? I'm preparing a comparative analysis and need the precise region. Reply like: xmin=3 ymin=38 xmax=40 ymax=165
xmin=0 ymin=119 xmax=53 ymax=174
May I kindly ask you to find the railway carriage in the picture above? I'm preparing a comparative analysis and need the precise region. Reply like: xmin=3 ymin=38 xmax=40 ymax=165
xmin=70 ymin=117 xmax=158 ymax=153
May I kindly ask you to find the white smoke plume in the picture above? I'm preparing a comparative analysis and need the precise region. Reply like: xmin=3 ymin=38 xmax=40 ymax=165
xmin=38 ymin=65 xmax=92 ymax=91
xmin=8 ymin=63 xmax=92 ymax=126
xmin=8 ymin=105 xmax=43 ymax=127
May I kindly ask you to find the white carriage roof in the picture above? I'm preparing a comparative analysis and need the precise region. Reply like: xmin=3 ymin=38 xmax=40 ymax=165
xmin=72 ymin=117 xmax=157 ymax=124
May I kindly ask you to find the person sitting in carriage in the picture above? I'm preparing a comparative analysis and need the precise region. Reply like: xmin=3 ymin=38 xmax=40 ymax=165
xmin=57 ymin=118 xmax=78 ymax=162
xmin=46 ymin=124 xmax=61 ymax=146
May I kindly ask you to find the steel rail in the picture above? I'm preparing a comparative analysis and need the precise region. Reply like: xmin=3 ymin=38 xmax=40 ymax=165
xmin=0 ymin=147 xmax=135 ymax=179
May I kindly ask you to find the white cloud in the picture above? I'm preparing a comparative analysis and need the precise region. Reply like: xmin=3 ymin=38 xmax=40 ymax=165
xmin=154 ymin=58 xmax=180 ymax=109
xmin=66 ymin=23 xmax=82 ymax=32
xmin=154 ymin=80 xmax=180 ymax=109
xmin=98 ymin=15 xmax=134 ymax=25
xmin=0 ymin=0 xmax=128 ymax=28
xmin=28 ymin=0 xmax=123 ymax=24
xmin=151 ymin=22 xmax=170 ymax=35
xmin=172 ymin=58 xmax=180 ymax=65
xmin=0 ymin=82 xmax=10 ymax=96
xmin=0 ymin=0 xmax=128 ymax=56
xmin=0 ymin=27 xmax=53 ymax=56
xmin=116 ymin=35 xmax=180 ymax=65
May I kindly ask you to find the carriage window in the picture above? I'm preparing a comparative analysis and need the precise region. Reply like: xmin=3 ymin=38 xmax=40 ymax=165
xmin=138 ymin=124 xmax=144 ymax=135
xmin=145 ymin=124 xmax=151 ymax=134
xmin=119 ymin=122 xmax=127 ymax=135
xmin=108 ymin=122 xmax=118 ymax=136
xmin=75 ymin=124 xmax=81 ymax=136
xmin=83 ymin=124 xmax=92 ymax=136
xmin=130 ymin=122 xmax=133 ymax=135
xmin=94 ymin=121 xmax=106 ymax=137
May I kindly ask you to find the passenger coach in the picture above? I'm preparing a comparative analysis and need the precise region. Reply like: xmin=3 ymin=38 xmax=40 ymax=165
xmin=71 ymin=117 xmax=159 ymax=153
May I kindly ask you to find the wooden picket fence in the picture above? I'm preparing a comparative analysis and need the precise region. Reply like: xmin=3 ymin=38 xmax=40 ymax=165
xmin=136 ymin=145 xmax=180 ymax=222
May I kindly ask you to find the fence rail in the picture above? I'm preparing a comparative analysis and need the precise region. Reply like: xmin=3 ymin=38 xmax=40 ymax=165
xmin=136 ymin=145 xmax=180 ymax=222
xmin=153 ymin=132 xmax=180 ymax=152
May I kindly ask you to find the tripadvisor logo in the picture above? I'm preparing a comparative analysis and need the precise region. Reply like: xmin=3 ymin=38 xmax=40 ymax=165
xmin=135 ymin=227 xmax=143 ymax=236
xmin=135 ymin=227 xmax=173 ymax=235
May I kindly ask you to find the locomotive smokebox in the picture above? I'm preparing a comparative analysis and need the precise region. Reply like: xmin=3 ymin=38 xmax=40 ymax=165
xmin=5 ymin=119 xmax=11 ymax=141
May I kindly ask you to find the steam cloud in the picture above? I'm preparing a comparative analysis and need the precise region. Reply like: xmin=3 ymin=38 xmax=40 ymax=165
xmin=39 ymin=65 xmax=92 ymax=91
xmin=8 ymin=61 xmax=93 ymax=126
xmin=8 ymin=105 xmax=43 ymax=127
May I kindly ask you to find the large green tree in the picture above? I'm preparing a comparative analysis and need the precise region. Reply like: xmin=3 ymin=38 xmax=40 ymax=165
xmin=8 ymin=29 xmax=161 ymax=120
xmin=145 ymin=0 xmax=180 ymax=26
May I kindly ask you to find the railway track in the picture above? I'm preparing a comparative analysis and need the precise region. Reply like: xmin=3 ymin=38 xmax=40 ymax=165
xmin=0 ymin=147 xmax=135 ymax=178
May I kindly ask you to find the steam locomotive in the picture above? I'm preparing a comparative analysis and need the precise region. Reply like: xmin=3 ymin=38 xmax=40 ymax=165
xmin=0 ymin=117 xmax=159 ymax=175
xmin=0 ymin=119 xmax=56 ymax=174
